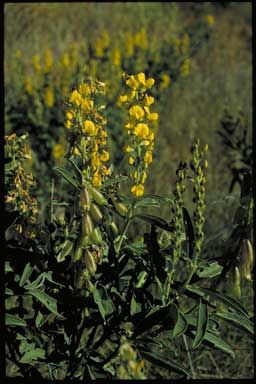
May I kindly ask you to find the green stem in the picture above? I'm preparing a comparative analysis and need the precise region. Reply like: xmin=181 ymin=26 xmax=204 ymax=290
xmin=183 ymin=334 xmax=196 ymax=379
xmin=116 ymin=214 xmax=132 ymax=255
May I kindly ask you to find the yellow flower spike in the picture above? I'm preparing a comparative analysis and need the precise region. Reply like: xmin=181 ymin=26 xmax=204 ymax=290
xmin=52 ymin=143 xmax=65 ymax=160
xmin=100 ymin=150 xmax=110 ymax=162
xmin=129 ymin=105 xmax=145 ymax=120
xmin=81 ymin=99 xmax=94 ymax=112
xmin=119 ymin=94 xmax=128 ymax=103
xmin=92 ymin=171 xmax=102 ymax=187
xmin=144 ymin=150 xmax=153 ymax=165
xmin=134 ymin=123 xmax=149 ymax=139
xmin=206 ymin=15 xmax=215 ymax=25
xmin=44 ymin=48 xmax=53 ymax=72
xmin=131 ymin=184 xmax=144 ymax=197
xmin=83 ymin=120 xmax=97 ymax=136
xmin=112 ymin=47 xmax=121 ymax=66
xmin=44 ymin=87 xmax=54 ymax=107
xmin=32 ymin=55 xmax=41 ymax=73
xmin=147 ymin=131 xmax=155 ymax=142
xmin=62 ymin=53 xmax=70 ymax=68
xmin=137 ymin=72 xmax=146 ymax=86
xmin=128 ymin=156 xmax=135 ymax=165
xmin=147 ymin=112 xmax=158 ymax=121
xmin=145 ymin=78 xmax=155 ymax=88
xmin=65 ymin=120 xmax=72 ymax=129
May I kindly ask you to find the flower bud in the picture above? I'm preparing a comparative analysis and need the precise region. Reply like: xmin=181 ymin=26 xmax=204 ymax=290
xmin=110 ymin=221 xmax=118 ymax=235
xmin=88 ymin=185 xmax=107 ymax=205
xmin=73 ymin=243 xmax=83 ymax=262
xmin=239 ymin=239 xmax=253 ymax=281
xmin=90 ymin=227 xmax=103 ymax=245
xmin=80 ymin=186 xmax=90 ymax=212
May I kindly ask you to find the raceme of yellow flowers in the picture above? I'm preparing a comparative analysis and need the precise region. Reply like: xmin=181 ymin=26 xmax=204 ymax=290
xmin=65 ymin=79 xmax=111 ymax=188
xmin=119 ymin=72 xmax=158 ymax=197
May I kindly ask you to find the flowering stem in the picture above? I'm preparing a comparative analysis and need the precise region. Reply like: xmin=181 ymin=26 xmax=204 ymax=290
xmin=116 ymin=207 xmax=134 ymax=255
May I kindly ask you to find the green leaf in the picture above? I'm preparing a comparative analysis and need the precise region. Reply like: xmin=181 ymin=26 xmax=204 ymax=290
xmin=138 ymin=348 xmax=189 ymax=377
xmin=93 ymin=284 xmax=115 ymax=323
xmin=134 ymin=196 xmax=160 ymax=209
xmin=29 ymin=290 xmax=65 ymax=319
xmin=23 ymin=272 xmax=45 ymax=290
xmin=19 ymin=263 xmax=34 ymax=287
xmin=197 ymin=262 xmax=222 ymax=278
xmin=134 ymin=214 xmax=173 ymax=231
xmin=54 ymin=167 xmax=80 ymax=191
xmin=186 ymin=286 xmax=249 ymax=318
xmin=130 ymin=294 xmax=141 ymax=316
xmin=20 ymin=348 xmax=46 ymax=364
xmin=173 ymin=308 xmax=188 ymax=338
xmin=5 ymin=261 xmax=13 ymax=273
xmin=5 ymin=288 xmax=14 ymax=295
xmin=6 ymin=313 xmax=27 ymax=327
xmin=199 ymin=331 xmax=235 ymax=359
xmin=56 ymin=239 xmax=74 ymax=263
xmin=213 ymin=312 xmax=254 ymax=335
xmin=35 ymin=311 xmax=49 ymax=328
xmin=100 ymin=175 xmax=128 ymax=189
xmin=192 ymin=300 xmax=208 ymax=349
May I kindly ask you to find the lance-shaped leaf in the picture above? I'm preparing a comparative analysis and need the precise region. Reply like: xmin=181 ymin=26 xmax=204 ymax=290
xmin=199 ymin=331 xmax=235 ymax=359
xmin=134 ymin=214 xmax=174 ymax=231
xmin=6 ymin=314 xmax=27 ymax=327
xmin=19 ymin=263 xmax=34 ymax=287
xmin=192 ymin=300 xmax=208 ymax=349
xmin=213 ymin=312 xmax=254 ymax=335
xmin=173 ymin=308 xmax=188 ymax=338
xmin=182 ymin=207 xmax=194 ymax=259
xmin=54 ymin=167 xmax=80 ymax=191
xmin=29 ymin=290 xmax=65 ymax=319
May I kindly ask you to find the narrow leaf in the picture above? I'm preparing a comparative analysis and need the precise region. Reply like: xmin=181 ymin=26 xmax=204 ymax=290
xmin=182 ymin=207 xmax=194 ymax=259
xmin=54 ymin=167 xmax=80 ymax=191
xmin=173 ymin=308 xmax=188 ymax=338
xmin=213 ymin=312 xmax=254 ymax=335
xmin=19 ymin=263 xmax=34 ymax=287
xmin=192 ymin=300 xmax=208 ymax=349
xmin=6 ymin=313 xmax=27 ymax=327
xmin=201 ymin=331 xmax=235 ymax=359
xmin=29 ymin=290 xmax=64 ymax=319
xmin=134 ymin=214 xmax=173 ymax=231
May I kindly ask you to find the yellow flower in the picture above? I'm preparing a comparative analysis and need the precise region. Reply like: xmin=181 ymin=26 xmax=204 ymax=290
xmin=123 ymin=144 xmax=133 ymax=153
xmin=143 ymin=95 xmax=154 ymax=107
xmin=145 ymin=78 xmax=155 ymax=88
xmin=128 ymin=156 xmax=135 ymax=165
xmin=73 ymin=147 xmax=81 ymax=156
xmin=44 ymin=48 xmax=53 ymax=72
xmin=102 ymin=165 xmax=110 ymax=175
xmin=112 ymin=47 xmax=121 ymax=66
xmin=100 ymin=150 xmax=110 ymax=162
xmin=125 ymin=33 xmax=134 ymax=57
xmin=66 ymin=110 xmax=75 ymax=120
xmin=70 ymin=89 xmax=82 ymax=106
xmin=81 ymin=98 xmax=94 ymax=112
xmin=137 ymin=72 xmax=146 ymax=86
xmin=92 ymin=152 xmax=101 ymax=167
xmin=52 ymin=143 xmax=65 ymax=160
xmin=92 ymin=171 xmax=102 ymax=187
xmin=79 ymin=83 xmax=91 ymax=96
xmin=180 ymin=59 xmax=190 ymax=77
xmin=62 ymin=53 xmax=70 ymax=68
xmin=15 ymin=49 xmax=22 ymax=59
xmin=160 ymin=73 xmax=171 ymax=90
xmin=44 ymin=87 xmax=54 ymax=107
xmin=65 ymin=120 xmax=72 ymax=129
xmin=127 ymin=90 xmax=136 ymax=101
xmin=119 ymin=94 xmax=128 ymax=103
xmin=24 ymin=77 xmax=33 ymax=95
xmin=206 ymin=15 xmax=215 ymax=25
xmin=95 ymin=38 xmax=104 ymax=58
xmin=32 ymin=55 xmax=41 ymax=73
xmin=141 ymin=171 xmax=147 ymax=184
xmin=134 ymin=123 xmax=149 ymax=139
xmin=147 ymin=112 xmax=158 ymax=121
xmin=83 ymin=120 xmax=97 ymax=136
xmin=129 ymin=105 xmax=145 ymax=120
xmin=144 ymin=150 xmax=153 ymax=165
xmin=131 ymin=184 xmax=144 ymax=197
xmin=147 ymin=131 xmax=155 ymax=142
xmin=126 ymin=75 xmax=139 ymax=90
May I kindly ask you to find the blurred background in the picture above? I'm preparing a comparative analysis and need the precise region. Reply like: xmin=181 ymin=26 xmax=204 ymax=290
xmin=4 ymin=2 xmax=253 ymax=379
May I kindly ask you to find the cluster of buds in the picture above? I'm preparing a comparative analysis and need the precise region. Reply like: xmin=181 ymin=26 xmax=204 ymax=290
xmin=73 ymin=182 xmax=107 ymax=278
xmin=119 ymin=72 xmax=158 ymax=197
xmin=65 ymin=79 xmax=111 ymax=187
xmin=5 ymin=133 xmax=39 ymax=239
xmin=117 ymin=336 xmax=145 ymax=379
xmin=190 ymin=140 xmax=208 ymax=263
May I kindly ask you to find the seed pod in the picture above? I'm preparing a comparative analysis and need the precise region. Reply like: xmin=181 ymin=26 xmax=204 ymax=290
xmin=85 ymin=278 xmax=94 ymax=292
xmin=73 ymin=243 xmax=83 ymax=262
xmin=232 ymin=266 xmax=241 ymax=299
xmin=88 ymin=185 xmax=106 ymax=205
xmin=239 ymin=239 xmax=253 ymax=281
xmin=90 ymin=227 xmax=103 ymax=245
xmin=82 ymin=213 xmax=94 ymax=237
xmin=90 ymin=203 xmax=103 ymax=223
xmin=113 ymin=201 xmax=128 ymax=216
xmin=81 ymin=235 xmax=91 ymax=248
xmin=84 ymin=249 xmax=97 ymax=274
xmin=110 ymin=221 xmax=118 ymax=235
xmin=80 ymin=186 xmax=90 ymax=212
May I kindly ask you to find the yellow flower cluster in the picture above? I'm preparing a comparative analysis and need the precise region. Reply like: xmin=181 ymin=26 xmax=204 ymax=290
xmin=95 ymin=30 xmax=110 ymax=58
xmin=119 ymin=72 xmax=158 ymax=197
xmin=5 ymin=134 xmax=39 ymax=238
xmin=65 ymin=80 xmax=111 ymax=187
xmin=205 ymin=15 xmax=215 ymax=25
xmin=180 ymin=58 xmax=190 ymax=77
